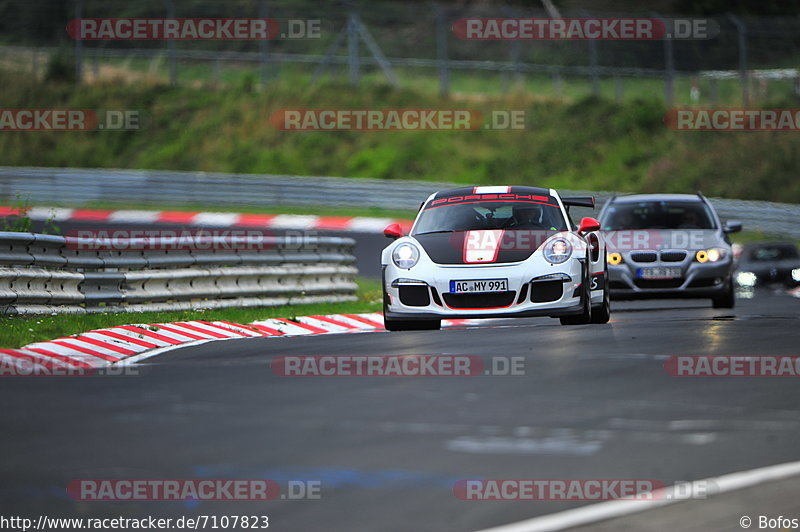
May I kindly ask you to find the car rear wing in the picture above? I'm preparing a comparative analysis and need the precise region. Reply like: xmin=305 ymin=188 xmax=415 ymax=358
xmin=561 ymin=196 xmax=595 ymax=209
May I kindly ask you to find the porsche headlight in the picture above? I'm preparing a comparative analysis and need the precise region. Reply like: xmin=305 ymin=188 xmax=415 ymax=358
xmin=736 ymin=271 xmax=757 ymax=287
xmin=543 ymin=238 xmax=572 ymax=264
xmin=392 ymin=243 xmax=420 ymax=269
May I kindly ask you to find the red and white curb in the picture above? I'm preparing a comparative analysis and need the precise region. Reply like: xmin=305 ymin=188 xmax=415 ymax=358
xmin=0 ymin=206 xmax=414 ymax=234
xmin=0 ymin=314 xmax=485 ymax=372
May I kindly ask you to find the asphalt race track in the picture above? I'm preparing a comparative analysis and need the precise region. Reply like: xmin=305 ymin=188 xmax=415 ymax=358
xmin=1 ymin=287 xmax=798 ymax=531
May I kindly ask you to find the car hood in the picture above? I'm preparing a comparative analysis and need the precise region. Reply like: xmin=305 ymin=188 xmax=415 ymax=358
xmin=413 ymin=229 xmax=558 ymax=265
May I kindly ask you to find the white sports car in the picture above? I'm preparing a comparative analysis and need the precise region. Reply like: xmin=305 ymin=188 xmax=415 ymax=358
xmin=381 ymin=186 xmax=610 ymax=331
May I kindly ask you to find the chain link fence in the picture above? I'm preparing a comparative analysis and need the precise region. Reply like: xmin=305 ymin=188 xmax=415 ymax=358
xmin=3 ymin=1 xmax=800 ymax=104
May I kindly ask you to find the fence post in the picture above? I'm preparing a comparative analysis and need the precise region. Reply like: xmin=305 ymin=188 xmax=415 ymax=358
xmin=32 ymin=50 xmax=38 ymax=80
xmin=581 ymin=10 xmax=600 ymax=97
xmin=505 ymin=6 xmax=522 ymax=86
xmin=552 ymin=69 xmax=563 ymax=97
xmin=614 ymin=76 xmax=623 ymax=102
xmin=347 ymin=7 xmax=360 ymax=86
xmin=259 ymin=0 xmax=270 ymax=87
xmin=652 ymin=12 xmax=674 ymax=105
xmin=728 ymin=13 xmax=748 ymax=106
xmin=435 ymin=3 xmax=450 ymax=97
xmin=74 ymin=0 xmax=84 ymax=83
xmin=709 ymin=77 xmax=718 ymax=105
xmin=163 ymin=0 xmax=177 ymax=86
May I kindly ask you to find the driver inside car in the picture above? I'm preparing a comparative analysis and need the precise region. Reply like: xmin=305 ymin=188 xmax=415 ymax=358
xmin=511 ymin=205 xmax=544 ymax=227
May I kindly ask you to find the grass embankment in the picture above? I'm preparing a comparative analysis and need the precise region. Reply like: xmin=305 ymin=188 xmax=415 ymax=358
xmin=1 ymin=69 xmax=800 ymax=203
xmin=1 ymin=279 xmax=382 ymax=349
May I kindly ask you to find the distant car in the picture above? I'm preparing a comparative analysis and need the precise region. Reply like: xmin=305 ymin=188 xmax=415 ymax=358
xmin=735 ymin=242 xmax=800 ymax=288
xmin=598 ymin=193 xmax=741 ymax=308
xmin=381 ymin=186 xmax=610 ymax=331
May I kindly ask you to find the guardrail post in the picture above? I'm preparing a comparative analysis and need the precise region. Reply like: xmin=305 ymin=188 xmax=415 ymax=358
xmin=435 ymin=3 xmax=450 ymax=97
xmin=728 ymin=13 xmax=748 ymax=106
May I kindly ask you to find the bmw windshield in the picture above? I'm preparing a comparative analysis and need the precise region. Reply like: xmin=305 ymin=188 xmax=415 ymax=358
xmin=413 ymin=199 xmax=569 ymax=235
xmin=602 ymin=201 xmax=716 ymax=230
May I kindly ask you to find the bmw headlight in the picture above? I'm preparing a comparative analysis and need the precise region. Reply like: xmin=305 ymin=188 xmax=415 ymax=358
xmin=696 ymin=248 xmax=726 ymax=263
xmin=543 ymin=238 xmax=572 ymax=264
xmin=792 ymin=268 xmax=800 ymax=282
xmin=392 ymin=243 xmax=420 ymax=269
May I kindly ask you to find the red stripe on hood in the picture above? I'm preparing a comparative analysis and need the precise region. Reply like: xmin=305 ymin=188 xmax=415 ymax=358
xmin=463 ymin=230 xmax=505 ymax=264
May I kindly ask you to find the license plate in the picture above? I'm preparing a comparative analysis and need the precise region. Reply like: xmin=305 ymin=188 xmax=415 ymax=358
xmin=636 ymin=267 xmax=682 ymax=280
xmin=449 ymin=279 xmax=508 ymax=293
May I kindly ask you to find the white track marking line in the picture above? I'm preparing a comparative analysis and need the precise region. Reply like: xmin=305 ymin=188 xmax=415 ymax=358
xmin=27 ymin=207 xmax=75 ymax=221
xmin=347 ymin=217 xmax=394 ymax=233
xmin=249 ymin=319 xmax=320 ymax=335
xmin=295 ymin=316 xmax=352 ymax=333
xmin=210 ymin=321 xmax=264 ymax=337
xmin=23 ymin=342 xmax=110 ymax=366
xmin=107 ymin=210 xmax=161 ymax=224
xmin=473 ymin=459 xmax=800 ymax=532
xmin=51 ymin=337 xmax=128 ymax=358
xmin=267 ymin=214 xmax=320 ymax=230
xmin=191 ymin=212 xmax=241 ymax=227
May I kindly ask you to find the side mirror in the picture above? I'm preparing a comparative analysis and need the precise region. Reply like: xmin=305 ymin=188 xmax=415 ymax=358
xmin=383 ymin=223 xmax=404 ymax=240
xmin=724 ymin=220 xmax=742 ymax=234
xmin=578 ymin=217 xmax=601 ymax=234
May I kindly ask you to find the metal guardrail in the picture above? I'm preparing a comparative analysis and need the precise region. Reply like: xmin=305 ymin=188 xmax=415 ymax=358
xmin=0 ymin=231 xmax=358 ymax=315
xmin=1 ymin=166 xmax=799 ymax=238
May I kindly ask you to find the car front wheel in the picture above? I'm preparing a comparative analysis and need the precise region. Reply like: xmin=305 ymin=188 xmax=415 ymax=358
xmin=712 ymin=278 xmax=735 ymax=309
xmin=560 ymin=261 xmax=593 ymax=325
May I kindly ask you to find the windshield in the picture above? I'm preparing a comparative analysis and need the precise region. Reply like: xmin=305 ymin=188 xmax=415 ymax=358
xmin=413 ymin=199 xmax=568 ymax=234
xmin=746 ymin=244 xmax=800 ymax=262
xmin=602 ymin=201 xmax=716 ymax=230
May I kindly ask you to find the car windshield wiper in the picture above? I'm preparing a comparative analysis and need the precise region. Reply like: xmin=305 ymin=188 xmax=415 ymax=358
xmin=414 ymin=230 xmax=461 ymax=235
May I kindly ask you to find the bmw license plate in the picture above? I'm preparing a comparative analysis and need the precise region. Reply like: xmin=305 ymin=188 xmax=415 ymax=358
xmin=449 ymin=279 xmax=508 ymax=293
xmin=636 ymin=267 xmax=682 ymax=279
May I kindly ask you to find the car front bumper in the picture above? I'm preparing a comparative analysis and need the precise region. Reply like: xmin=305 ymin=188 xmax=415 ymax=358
xmin=608 ymin=257 xmax=732 ymax=299
xmin=383 ymin=260 xmax=588 ymax=320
